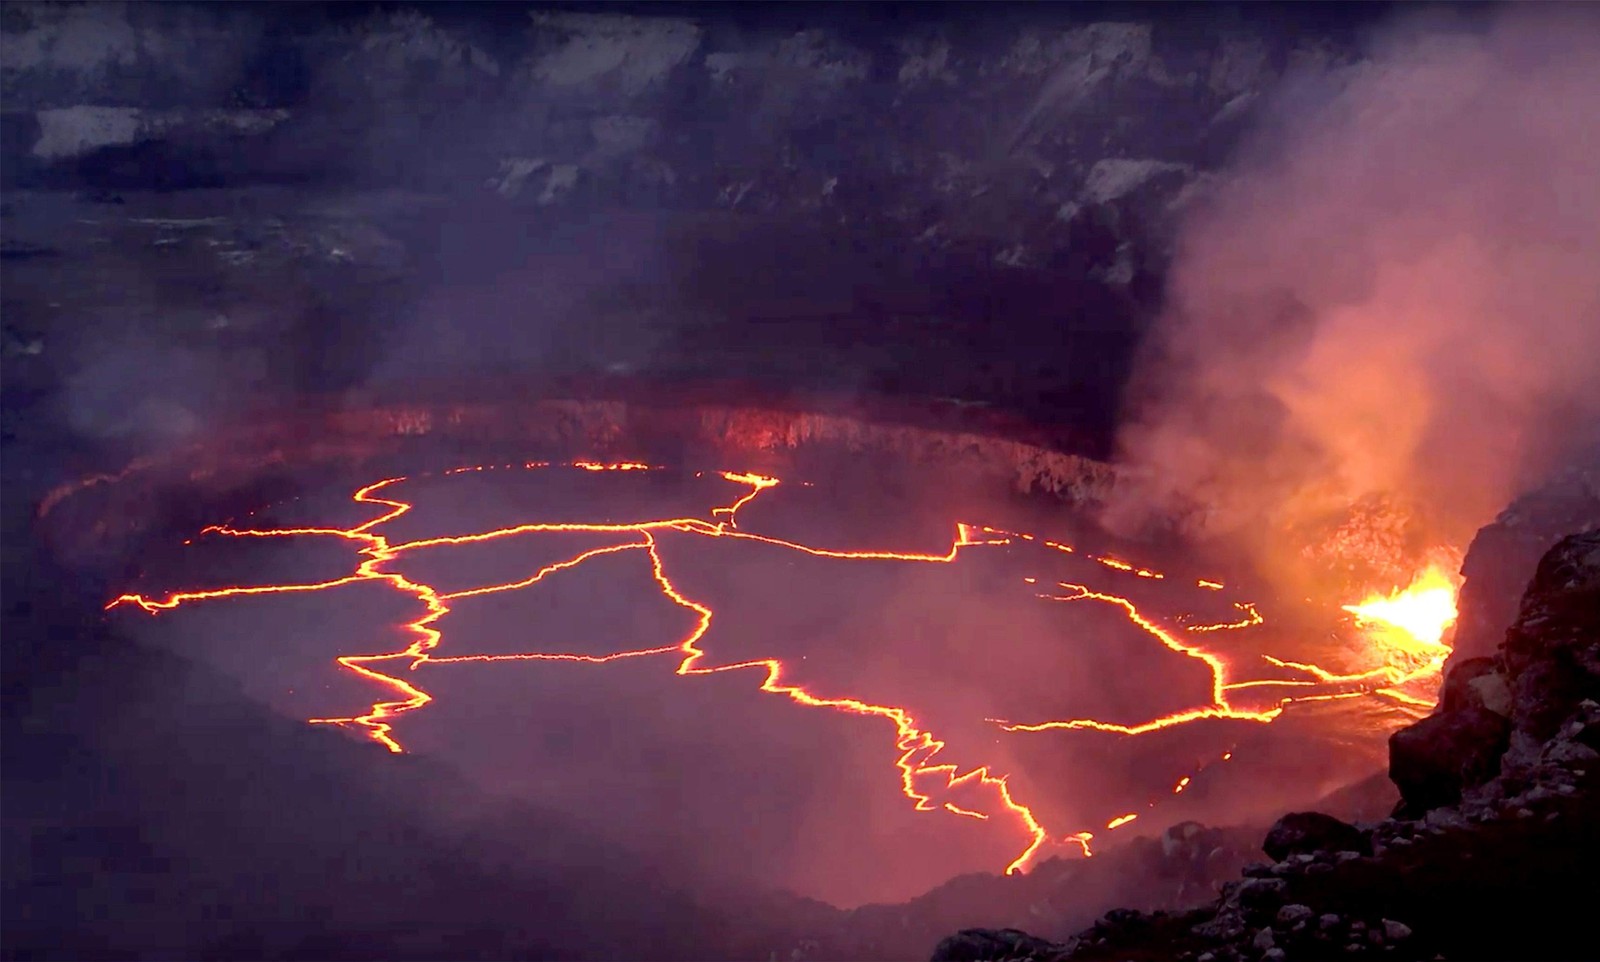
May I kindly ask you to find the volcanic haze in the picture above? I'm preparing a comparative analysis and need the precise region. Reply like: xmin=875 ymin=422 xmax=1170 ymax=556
xmin=1106 ymin=4 xmax=1600 ymax=600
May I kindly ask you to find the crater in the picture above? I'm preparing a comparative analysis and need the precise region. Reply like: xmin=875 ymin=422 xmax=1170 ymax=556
xmin=40 ymin=383 xmax=1435 ymax=907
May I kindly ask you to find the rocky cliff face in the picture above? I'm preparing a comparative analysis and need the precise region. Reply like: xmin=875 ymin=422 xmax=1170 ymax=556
xmin=2 ymin=3 xmax=1378 ymax=295
xmin=1448 ymin=468 xmax=1600 ymax=667
xmin=1 ymin=5 xmax=1397 ymax=482
xmin=934 ymin=528 xmax=1600 ymax=962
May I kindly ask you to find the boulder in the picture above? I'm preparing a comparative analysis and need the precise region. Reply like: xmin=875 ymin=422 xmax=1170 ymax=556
xmin=929 ymin=928 xmax=1065 ymax=962
xmin=1233 ymin=877 xmax=1289 ymax=919
xmin=1439 ymin=657 xmax=1508 ymax=715
xmin=1262 ymin=812 xmax=1368 ymax=862
xmin=1388 ymin=706 xmax=1510 ymax=814
xmin=1191 ymin=908 xmax=1248 ymax=942
xmin=1276 ymin=904 xmax=1315 ymax=928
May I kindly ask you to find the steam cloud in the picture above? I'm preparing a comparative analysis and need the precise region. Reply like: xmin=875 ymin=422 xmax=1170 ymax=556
xmin=1106 ymin=5 xmax=1600 ymax=596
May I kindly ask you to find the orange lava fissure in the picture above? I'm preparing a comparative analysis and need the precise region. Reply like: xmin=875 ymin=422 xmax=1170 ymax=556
xmin=106 ymin=460 xmax=1454 ymax=876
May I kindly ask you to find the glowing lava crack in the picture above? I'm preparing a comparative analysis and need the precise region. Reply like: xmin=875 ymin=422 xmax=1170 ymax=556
xmin=107 ymin=461 xmax=1457 ymax=876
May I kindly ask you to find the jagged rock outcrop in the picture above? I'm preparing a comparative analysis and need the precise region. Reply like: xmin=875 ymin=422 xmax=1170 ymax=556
xmin=1448 ymin=468 xmax=1600 ymax=669
xmin=1392 ymin=528 xmax=1600 ymax=816
xmin=933 ymin=529 xmax=1600 ymax=962
xmin=1500 ymin=530 xmax=1600 ymax=743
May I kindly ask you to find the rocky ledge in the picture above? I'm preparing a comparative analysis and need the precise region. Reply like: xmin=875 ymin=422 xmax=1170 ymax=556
xmin=934 ymin=529 xmax=1600 ymax=962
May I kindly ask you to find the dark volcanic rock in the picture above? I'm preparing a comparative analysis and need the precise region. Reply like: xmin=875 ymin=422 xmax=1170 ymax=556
xmin=1501 ymin=529 xmax=1600 ymax=743
xmin=1449 ymin=469 xmax=1600 ymax=669
xmin=1232 ymin=876 xmax=1288 ymax=915
xmin=1261 ymin=812 xmax=1368 ymax=862
xmin=0 ymin=2 xmax=1382 ymax=299
xmin=1438 ymin=656 xmax=1508 ymax=714
xmin=1390 ymin=530 xmax=1599 ymax=816
xmin=1389 ymin=705 xmax=1511 ymax=815
xmin=930 ymin=927 xmax=1067 ymax=962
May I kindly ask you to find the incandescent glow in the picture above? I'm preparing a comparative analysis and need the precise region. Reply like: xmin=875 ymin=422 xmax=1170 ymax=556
xmin=1186 ymin=603 xmax=1264 ymax=633
xmin=1097 ymin=556 xmax=1164 ymax=579
xmin=989 ymin=582 xmax=1285 ymax=736
xmin=1342 ymin=564 xmax=1461 ymax=648
xmin=106 ymin=458 xmax=1453 ymax=881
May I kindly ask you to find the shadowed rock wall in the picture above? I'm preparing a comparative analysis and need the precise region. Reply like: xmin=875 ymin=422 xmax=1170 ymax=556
xmin=3 ymin=2 xmax=1387 ymax=293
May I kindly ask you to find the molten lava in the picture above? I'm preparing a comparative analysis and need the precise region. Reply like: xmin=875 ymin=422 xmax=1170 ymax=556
xmin=1342 ymin=564 xmax=1461 ymax=648
xmin=106 ymin=460 xmax=1458 ymax=880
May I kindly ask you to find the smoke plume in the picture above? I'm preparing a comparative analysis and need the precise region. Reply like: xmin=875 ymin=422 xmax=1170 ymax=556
xmin=1107 ymin=5 xmax=1600 ymax=598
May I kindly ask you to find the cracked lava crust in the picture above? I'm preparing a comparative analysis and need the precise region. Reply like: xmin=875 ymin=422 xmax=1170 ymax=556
xmin=40 ymin=391 xmax=1458 ymax=907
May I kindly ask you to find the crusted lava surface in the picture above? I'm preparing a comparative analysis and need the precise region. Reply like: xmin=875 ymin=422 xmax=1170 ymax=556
xmin=11 ymin=385 xmax=1463 ymax=958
